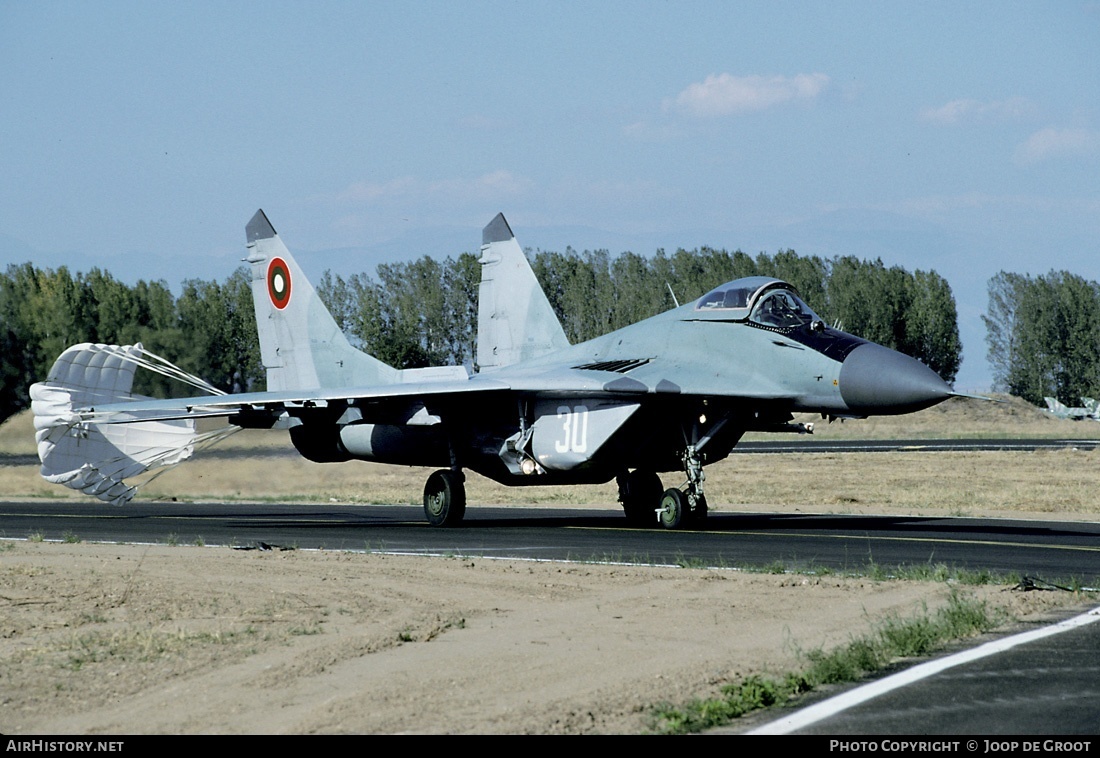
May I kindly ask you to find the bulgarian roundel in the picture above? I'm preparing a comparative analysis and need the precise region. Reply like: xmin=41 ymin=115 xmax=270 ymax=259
xmin=267 ymin=257 xmax=292 ymax=310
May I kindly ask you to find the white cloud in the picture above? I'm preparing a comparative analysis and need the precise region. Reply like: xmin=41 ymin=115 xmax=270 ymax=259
xmin=550 ymin=177 xmax=678 ymax=206
xmin=335 ymin=177 xmax=418 ymax=203
xmin=666 ymin=73 xmax=829 ymax=117
xmin=920 ymin=97 xmax=1032 ymax=125
xmin=890 ymin=193 xmax=1058 ymax=218
xmin=333 ymin=170 xmax=533 ymax=205
xmin=427 ymin=170 xmax=533 ymax=197
xmin=1014 ymin=127 xmax=1100 ymax=164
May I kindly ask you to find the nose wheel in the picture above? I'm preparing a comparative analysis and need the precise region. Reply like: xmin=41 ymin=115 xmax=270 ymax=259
xmin=657 ymin=488 xmax=707 ymax=529
xmin=658 ymin=488 xmax=688 ymax=528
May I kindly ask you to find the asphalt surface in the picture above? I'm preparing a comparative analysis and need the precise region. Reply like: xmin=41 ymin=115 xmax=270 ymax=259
xmin=2 ymin=501 xmax=1097 ymax=588
xmin=735 ymin=438 xmax=1100 ymax=453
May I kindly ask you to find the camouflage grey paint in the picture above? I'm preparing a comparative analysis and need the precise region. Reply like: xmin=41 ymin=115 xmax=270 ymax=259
xmin=245 ymin=210 xmax=399 ymax=391
xmin=52 ymin=210 xmax=962 ymax=517
xmin=477 ymin=212 xmax=570 ymax=371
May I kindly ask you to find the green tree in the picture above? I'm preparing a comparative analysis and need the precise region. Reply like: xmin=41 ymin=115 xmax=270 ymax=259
xmin=904 ymin=270 xmax=961 ymax=383
xmin=177 ymin=268 xmax=261 ymax=393
xmin=1011 ymin=274 xmax=1061 ymax=403
xmin=982 ymin=271 xmax=1027 ymax=393
xmin=825 ymin=257 xmax=906 ymax=345
xmin=442 ymin=253 xmax=480 ymax=367
xmin=79 ymin=268 xmax=134 ymax=344
xmin=0 ymin=264 xmax=41 ymax=420
xmin=757 ymin=249 xmax=828 ymax=313
xmin=610 ymin=251 xmax=663 ymax=330
xmin=1051 ymin=272 xmax=1100 ymax=402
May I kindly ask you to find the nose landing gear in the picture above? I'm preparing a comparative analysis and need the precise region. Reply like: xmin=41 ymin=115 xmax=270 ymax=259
xmin=656 ymin=444 xmax=707 ymax=529
xmin=619 ymin=444 xmax=708 ymax=530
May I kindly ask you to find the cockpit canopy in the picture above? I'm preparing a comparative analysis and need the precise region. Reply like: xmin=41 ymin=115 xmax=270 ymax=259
xmin=695 ymin=276 xmax=823 ymax=329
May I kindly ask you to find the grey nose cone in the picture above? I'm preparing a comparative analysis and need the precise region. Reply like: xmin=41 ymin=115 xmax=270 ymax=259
xmin=839 ymin=343 xmax=952 ymax=415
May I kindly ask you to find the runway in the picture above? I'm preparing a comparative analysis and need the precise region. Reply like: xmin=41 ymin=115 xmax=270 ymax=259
xmin=2 ymin=500 xmax=1097 ymax=587
xmin=735 ymin=437 xmax=1100 ymax=453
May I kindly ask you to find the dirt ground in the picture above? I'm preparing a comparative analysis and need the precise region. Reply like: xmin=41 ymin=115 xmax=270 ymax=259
xmin=0 ymin=539 xmax=1089 ymax=735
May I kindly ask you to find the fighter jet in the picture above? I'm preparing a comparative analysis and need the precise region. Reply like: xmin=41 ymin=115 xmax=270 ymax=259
xmin=1043 ymin=397 xmax=1100 ymax=421
xmin=30 ymin=210 xmax=966 ymax=529
xmin=1084 ymin=398 xmax=1100 ymax=418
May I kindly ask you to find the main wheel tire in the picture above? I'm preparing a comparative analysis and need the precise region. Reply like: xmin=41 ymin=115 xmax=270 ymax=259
xmin=423 ymin=469 xmax=466 ymax=527
xmin=658 ymin=488 xmax=688 ymax=530
xmin=622 ymin=469 xmax=663 ymax=526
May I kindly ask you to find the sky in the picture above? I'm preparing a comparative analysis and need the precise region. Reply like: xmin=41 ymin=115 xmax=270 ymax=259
xmin=2 ymin=0 xmax=1098 ymax=391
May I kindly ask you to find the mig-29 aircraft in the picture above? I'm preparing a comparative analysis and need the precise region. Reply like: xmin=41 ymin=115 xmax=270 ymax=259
xmin=1043 ymin=396 xmax=1100 ymax=421
xmin=31 ymin=210 xmax=966 ymax=528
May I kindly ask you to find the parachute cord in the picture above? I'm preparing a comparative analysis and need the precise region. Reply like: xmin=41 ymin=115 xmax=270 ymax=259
xmin=49 ymin=343 xmax=226 ymax=402
xmin=194 ymin=425 xmax=243 ymax=449
xmin=130 ymin=345 xmax=227 ymax=396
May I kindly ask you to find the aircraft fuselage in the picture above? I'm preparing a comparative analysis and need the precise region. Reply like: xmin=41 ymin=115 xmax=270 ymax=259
xmin=292 ymin=297 xmax=950 ymax=488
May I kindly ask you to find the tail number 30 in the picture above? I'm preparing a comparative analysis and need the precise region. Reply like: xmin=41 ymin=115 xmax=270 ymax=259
xmin=554 ymin=405 xmax=589 ymax=454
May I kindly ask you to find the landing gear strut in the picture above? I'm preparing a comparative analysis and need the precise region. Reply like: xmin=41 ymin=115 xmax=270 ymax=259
xmin=682 ymin=443 xmax=708 ymax=523
xmin=655 ymin=444 xmax=708 ymax=530
xmin=424 ymin=469 xmax=466 ymax=527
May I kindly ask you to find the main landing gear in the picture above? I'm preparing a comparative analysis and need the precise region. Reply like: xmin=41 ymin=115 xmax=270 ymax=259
xmin=424 ymin=469 xmax=466 ymax=527
xmin=618 ymin=445 xmax=708 ymax=530
xmin=619 ymin=469 xmax=663 ymax=526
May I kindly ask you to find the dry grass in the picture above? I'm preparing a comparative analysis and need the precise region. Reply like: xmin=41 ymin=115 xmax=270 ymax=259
xmin=707 ymin=447 xmax=1100 ymax=519
xmin=753 ymin=394 xmax=1100 ymax=440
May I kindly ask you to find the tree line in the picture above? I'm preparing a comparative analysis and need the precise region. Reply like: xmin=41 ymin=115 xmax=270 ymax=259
xmin=0 ymin=246 xmax=962 ymax=425
xmin=0 ymin=263 xmax=260 ymax=423
xmin=318 ymin=247 xmax=961 ymax=383
xmin=983 ymin=270 xmax=1100 ymax=406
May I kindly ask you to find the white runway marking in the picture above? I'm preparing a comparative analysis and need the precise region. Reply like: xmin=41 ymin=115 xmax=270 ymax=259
xmin=746 ymin=604 xmax=1100 ymax=735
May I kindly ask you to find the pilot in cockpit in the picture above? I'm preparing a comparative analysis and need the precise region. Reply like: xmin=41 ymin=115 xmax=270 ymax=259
xmin=753 ymin=291 xmax=803 ymax=328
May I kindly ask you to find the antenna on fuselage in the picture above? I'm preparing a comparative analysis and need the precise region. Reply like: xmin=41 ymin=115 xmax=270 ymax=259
xmin=666 ymin=282 xmax=680 ymax=308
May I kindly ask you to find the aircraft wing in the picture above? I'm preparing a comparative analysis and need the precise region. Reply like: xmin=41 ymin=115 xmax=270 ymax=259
xmin=81 ymin=375 xmax=515 ymax=424
xmin=33 ymin=338 xmax=793 ymax=434
xmin=83 ymin=366 xmax=796 ymax=425
xmin=27 ymin=342 xmax=512 ymax=505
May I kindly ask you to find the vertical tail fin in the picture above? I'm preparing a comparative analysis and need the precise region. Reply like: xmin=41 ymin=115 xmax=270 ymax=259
xmin=476 ymin=213 xmax=569 ymax=370
xmin=245 ymin=210 xmax=398 ymax=391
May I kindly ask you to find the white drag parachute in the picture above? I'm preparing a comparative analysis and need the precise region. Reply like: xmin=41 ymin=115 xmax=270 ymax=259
xmin=30 ymin=343 xmax=230 ymax=505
